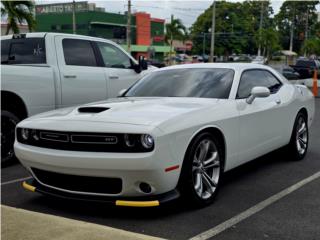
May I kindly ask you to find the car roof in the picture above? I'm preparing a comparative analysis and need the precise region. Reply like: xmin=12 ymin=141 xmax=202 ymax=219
xmin=157 ymin=63 xmax=273 ymax=72
xmin=1 ymin=32 xmax=115 ymax=43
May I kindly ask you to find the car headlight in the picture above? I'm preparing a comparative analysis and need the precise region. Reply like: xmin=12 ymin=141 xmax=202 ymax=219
xmin=140 ymin=134 xmax=154 ymax=149
xmin=21 ymin=128 xmax=29 ymax=140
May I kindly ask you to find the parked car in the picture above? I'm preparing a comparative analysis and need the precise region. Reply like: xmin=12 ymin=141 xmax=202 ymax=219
xmin=16 ymin=63 xmax=314 ymax=207
xmin=251 ymin=56 xmax=267 ymax=64
xmin=290 ymin=59 xmax=320 ymax=79
xmin=1 ymin=32 xmax=155 ymax=166
xmin=281 ymin=66 xmax=301 ymax=80
xmin=229 ymin=55 xmax=252 ymax=63
xmin=147 ymin=59 xmax=166 ymax=68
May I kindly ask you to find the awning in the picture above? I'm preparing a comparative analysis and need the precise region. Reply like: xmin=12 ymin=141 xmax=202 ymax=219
xmin=121 ymin=45 xmax=171 ymax=53
xmin=281 ymin=50 xmax=297 ymax=56
xmin=90 ymin=21 xmax=135 ymax=28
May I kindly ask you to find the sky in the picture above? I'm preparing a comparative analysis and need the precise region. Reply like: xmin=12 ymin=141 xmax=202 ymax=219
xmin=35 ymin=0 xmax=320 ymax=28
xmin=93 ymin=0 xmax=284 ymax=27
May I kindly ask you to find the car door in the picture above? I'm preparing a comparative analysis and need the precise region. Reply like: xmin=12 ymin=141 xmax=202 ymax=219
xmin=236 ymin=69 xmax=285 ymax=164
xmin=95 ymin=41 xmax=143 ymax=98
xmin=55 ymin=36 xmax=107 ymax=107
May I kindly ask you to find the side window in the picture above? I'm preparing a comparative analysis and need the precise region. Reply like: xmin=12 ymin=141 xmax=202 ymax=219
xmin=262 ymin=71 xmax=282 ymax=93
xmin=2 ymin=38 xmax=46 ymax=64
xmin=62 ymin=39 xmax=97 ymax=67
xmin=237 ymin=70 xmax=282 ymax=99
xmin=97 ymin=42 xmax=131 ymax=69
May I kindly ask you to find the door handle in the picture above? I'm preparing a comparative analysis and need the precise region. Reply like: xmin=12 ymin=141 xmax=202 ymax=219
xmin=275 ymin=99 xmax=281 ymax=105
xmin=109 ymin=75 xmax=119 ymax=80
xmin=64 ymin=75 xmax=77 ymax=79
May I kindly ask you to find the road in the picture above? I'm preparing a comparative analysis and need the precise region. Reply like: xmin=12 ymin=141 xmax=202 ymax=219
xmin=2 ymin=99 xmax=320 ymax=240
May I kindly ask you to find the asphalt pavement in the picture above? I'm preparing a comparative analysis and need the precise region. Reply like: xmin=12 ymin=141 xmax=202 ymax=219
xmin=2 ymin=99 xmax=320 ymax=240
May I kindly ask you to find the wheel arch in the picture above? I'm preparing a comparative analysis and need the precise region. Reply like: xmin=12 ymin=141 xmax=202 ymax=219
xmin=298 ymin=107 xmax=308 ymax=119
xmin=1 ymin=90 xmax=28 ymax=120
xmin=184 ymin=125 xmax=227 ymax=171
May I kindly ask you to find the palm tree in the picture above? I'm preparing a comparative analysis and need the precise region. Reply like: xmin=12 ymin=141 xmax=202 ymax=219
xmin=165 ymin=17 xmax=187 ymax=64
xmin=1 ymin=1 xmax=35 ymax=35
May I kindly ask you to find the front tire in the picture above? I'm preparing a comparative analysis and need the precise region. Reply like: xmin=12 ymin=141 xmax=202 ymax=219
xmin=1 ymin=110 xmax=19 ymax=167
xmin=178 ymin=132 xmax=223 ymax=207
xmin=287 ymin=112 xmax=309 ymax=161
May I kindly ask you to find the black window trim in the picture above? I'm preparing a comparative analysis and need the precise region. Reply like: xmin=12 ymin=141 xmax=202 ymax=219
xmin=236 ymin=68 xmax=283 ymax=99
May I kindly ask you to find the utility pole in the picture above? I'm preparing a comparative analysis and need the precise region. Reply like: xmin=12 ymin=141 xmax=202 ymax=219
xmin=169 ymin=14 xmax=174 ymax=65
xmin=304 ymin=10 xmax=309 ymax=57
xmin=126 ymin=0 xmax=131 ymax=53
xmin=289 ymin=3 xmax=295 ymax=52
xmin=209 ymin=1 xmax=215 ymax=62
xmin=305 ymin=12 xmax=309 ymax=40
xmin=257 ymin=1 xmax=264 ymax=56
xmin=203 ymin=33 xmax=206 ymax=56
xmin=72 ymin=0 xmax=76 ymax=34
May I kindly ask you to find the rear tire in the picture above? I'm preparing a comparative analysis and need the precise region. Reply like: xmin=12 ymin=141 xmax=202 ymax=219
xmin=178 ymin=132 xmax=223 ymax=208
xmin=287 ymin=112 xmax=309 ymax=161
xmin=1 ymin=110 xmax=19 ymax=167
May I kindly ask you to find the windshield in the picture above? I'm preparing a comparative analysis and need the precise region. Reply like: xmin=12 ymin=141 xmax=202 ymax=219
xmin=125 ymin=68 xmax=234 ymax=99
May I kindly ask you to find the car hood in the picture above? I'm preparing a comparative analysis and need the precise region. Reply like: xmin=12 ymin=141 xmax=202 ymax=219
xmin=27 ymin=97 xmax=223 ymax=126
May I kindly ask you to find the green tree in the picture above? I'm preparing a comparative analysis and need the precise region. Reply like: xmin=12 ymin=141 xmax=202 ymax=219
xmin=302 ymin=38 xmax=320 ymax=56
xmin=165 ymin=17 xmax=187 ymax=63
xmin=254 ymin=28 xmax=280 ymax=59
xmin=190 ymin=1 xmax=274 ymax=57
xmin=1 ymin=1 xmax=35 ymax=35
xmin=275 ymin=0 xmax=319 ymax=53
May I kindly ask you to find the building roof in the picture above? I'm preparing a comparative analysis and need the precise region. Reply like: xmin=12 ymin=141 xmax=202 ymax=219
xmin=90 ymin=21 xmax=134 ymax=28
xmin=121 ymin=45 xmax=171 ymax=53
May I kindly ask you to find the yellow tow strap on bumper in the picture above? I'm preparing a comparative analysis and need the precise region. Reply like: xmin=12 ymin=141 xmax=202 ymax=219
xmin=22 ymin=181 xmax=36 ymax=192
xmin=115 ymin=200 xmax=160 ymax=207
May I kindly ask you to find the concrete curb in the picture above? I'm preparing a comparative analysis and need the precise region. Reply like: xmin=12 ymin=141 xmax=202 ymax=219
xmin=1 ymin=205 xmax=165 ymax=240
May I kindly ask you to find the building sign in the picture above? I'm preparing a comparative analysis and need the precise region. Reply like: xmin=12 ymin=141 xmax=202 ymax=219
xmin=36 ymin=1 xmax=89 ymax=14
xmin=153 ymin=36 xmax=164 ymax=42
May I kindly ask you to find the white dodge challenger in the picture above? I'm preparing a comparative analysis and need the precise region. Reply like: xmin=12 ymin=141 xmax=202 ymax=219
xmin=15 ymin=63 xmax=314 ymax=207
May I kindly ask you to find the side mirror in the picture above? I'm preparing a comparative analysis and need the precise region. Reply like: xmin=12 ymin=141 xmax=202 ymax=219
xmin=246 ymin=86 xmax=270 ymax=104
xmin=139 ymin=56 xmax=148 ymax=71
xmin=118 ymin=89 xmax=127 ymax=97
xmin=131 ymin=56 xmax=148 ymax=73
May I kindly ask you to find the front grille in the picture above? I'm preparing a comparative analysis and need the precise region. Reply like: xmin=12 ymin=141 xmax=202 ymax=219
xmin=32 ymin=168 xmax=122 ymax=194
xmin=16 ymin=128 xmax=153 ymax=152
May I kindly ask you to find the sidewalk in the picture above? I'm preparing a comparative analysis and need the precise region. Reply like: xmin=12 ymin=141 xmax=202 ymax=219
xmin=1 ymin=205 xmax=165 ymax=240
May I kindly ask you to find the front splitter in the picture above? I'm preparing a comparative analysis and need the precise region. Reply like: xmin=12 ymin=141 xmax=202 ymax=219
xmin=22 ymin=178 xmax=180 ymax=207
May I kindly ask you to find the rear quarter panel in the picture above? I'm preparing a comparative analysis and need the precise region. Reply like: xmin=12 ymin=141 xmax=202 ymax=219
xmin=1 ymin=65 xmax=56 ymax=116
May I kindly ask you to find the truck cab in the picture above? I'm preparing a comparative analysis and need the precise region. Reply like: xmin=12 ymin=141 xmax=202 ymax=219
xmin=1 ymin=32 xmax=154 ymax=165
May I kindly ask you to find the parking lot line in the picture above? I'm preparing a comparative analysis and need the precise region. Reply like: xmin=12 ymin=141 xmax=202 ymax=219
xmin=189 ymin=170 xmax=320 ymax=240
xmin=1 ymin=176 xmax=32 ymax=186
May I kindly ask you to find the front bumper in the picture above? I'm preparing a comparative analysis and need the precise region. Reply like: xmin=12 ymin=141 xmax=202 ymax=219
xmin=23 ymin=178 xmax=180 ymax=207
xmin=15 ymin=139 xmax=182 ymax=197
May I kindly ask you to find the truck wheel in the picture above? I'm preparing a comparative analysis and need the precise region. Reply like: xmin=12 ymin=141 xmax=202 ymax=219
xmin=1 ymin=110 xmax=19 ymax=167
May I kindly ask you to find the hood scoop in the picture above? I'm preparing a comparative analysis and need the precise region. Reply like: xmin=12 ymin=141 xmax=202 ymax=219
xmin=78 ymin=107 xmax=109 ymax=114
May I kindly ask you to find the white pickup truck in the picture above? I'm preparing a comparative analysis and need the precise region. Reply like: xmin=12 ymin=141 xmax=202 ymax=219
xmin=1 ymin=32 xmax=155 ymax=165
